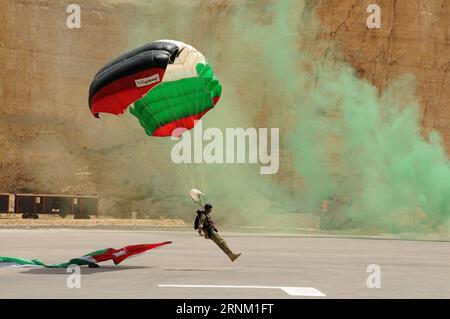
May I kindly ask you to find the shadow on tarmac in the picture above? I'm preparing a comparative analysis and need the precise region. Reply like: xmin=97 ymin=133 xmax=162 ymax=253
xmin=19 ymin=265 xmax=153 ymax=275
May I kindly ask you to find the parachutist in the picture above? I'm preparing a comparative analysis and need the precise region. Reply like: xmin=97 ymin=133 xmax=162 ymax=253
xmin=195 ymin=203 xmax=241 ymax=262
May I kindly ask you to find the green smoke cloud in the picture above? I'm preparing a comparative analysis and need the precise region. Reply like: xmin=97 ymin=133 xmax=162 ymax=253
xmin=224 ymin=0 xmax=450 ymax=231
xmin=122 ymin=0 xmax=449 ymax=232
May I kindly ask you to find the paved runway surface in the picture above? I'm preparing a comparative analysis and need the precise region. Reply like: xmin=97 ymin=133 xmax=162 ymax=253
xmin=0 ymin=229 xmax=449 ymax=298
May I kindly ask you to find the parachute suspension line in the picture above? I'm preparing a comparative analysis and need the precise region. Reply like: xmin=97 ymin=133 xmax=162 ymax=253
xmin=174 ymin=162 xmax=190 ymax=192
xmin=171 ymin=140 xmax=197 ymax=192
xmin=194 ymin=163 xmax=201 ymax=193
xmin=187 ymin=162 xmax=199 ymax=190
xmin=174 ymin=163 xmax=203 ymax=201
xmin=201 ymin=161 xmax=206 ymax=198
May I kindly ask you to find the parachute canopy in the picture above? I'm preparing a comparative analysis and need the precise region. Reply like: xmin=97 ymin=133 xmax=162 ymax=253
xmin=0 ymin=242 xmax=172 ymax=268
xmin=88 ymin=40 xmax=222 ymax=137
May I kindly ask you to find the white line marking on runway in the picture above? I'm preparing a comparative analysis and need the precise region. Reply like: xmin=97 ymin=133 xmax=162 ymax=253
xmin=158 ymin=284 xmax=326 ymax=297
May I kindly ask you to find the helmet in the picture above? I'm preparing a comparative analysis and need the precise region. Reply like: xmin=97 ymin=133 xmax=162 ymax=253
xmin=204 ymin=203 xmax=213 ymax=210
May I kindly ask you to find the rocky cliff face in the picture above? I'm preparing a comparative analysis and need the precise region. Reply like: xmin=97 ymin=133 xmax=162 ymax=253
xmin=0 ymin=0 xmax=448 ymax=218
xmin=0 ymin=0 xmax=184 ymax=214
xmin=316 ymin=0 xmax=449 ymax=151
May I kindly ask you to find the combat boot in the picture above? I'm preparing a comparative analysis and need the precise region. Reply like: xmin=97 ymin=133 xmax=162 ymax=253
xmin=228 ymin=252 xmax=242 ymax=262
xmin=210 ymin=231 xmax=241 ymax=262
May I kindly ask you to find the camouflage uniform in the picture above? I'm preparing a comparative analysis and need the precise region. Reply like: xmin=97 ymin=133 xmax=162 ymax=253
xmin=197 ymin=210 xmax=241 ymax=262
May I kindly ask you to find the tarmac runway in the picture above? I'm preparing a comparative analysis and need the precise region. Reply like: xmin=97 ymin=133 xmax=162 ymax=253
xmin=0 ymin=229 xmax=449 ymax=298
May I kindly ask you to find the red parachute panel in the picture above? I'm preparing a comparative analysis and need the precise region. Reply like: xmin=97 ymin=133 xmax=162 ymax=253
xmin=152 ymin=108 xmax=212 ymax=137
xmin=90 ymin=68 xmax=165 ymax=117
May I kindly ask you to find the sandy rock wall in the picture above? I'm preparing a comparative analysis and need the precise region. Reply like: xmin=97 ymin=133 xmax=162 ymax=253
xmin=0 ymin=0 xmax=448 ymax=217
xmin=316 ymin=0 xmax=449 ymax=152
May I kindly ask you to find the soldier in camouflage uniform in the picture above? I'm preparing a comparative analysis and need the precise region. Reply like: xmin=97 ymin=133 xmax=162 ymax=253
xmin=196 ymin=203 xmax=241 ymax=262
